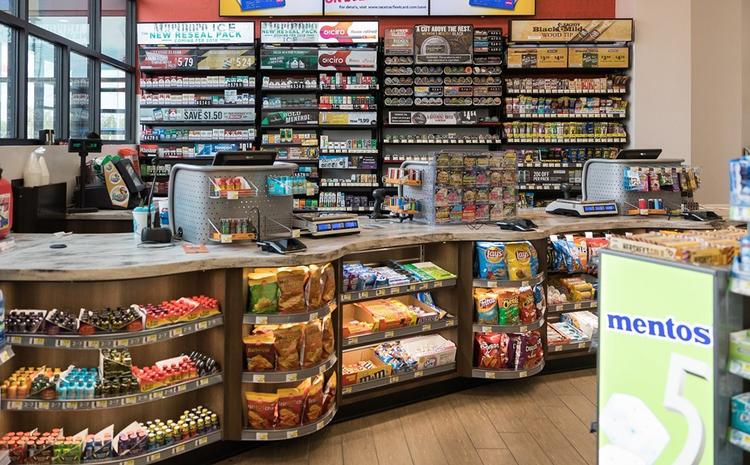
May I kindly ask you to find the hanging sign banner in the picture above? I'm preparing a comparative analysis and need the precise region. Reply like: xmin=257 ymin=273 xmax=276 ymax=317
xmin=137 ymin=22 xmax=254 ymax=45
xmin=323 ymin=0 xmax=429 ymax=16
xmin=261 ymin=21 xmax=379 ymax=44
xmin=506 ymin=47 xmax=567 ymax=69
xmin=414 ymin=25 xmax=473 ymax=65
xmin=220 ymin=0 xmax=323 ymax=17
xmin=139 ymin=47 xmax=256 ymax=71
xmin=510 ymin=19 xmax=634 ymax=43
xmin=568 ymin=47 xmax=629 ymax=68
xmin=318 ymin=49 xmax=378 ymax=71
xmin=388 ymin=110 xmax=477 ymax=125
xmin=384 ymin=28 xmax=414 ymax=56
xmin=430 ymin=0 xmax=535 ymax=16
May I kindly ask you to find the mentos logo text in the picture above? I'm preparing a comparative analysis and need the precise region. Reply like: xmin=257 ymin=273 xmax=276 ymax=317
xmin=606 ymin=313 xmax=712 ymax=347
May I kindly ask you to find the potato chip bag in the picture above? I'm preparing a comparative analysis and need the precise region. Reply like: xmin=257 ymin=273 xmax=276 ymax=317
xmin=506 ymin=242 xmax=534 ymax=280
xmin=244 ymin=332 xmax=276 ymax=371
xmin=475 ymin=242 xmax=507 ymax=279
xmin=322 ymin=372 xmax=337 ymax=414
xmin=474 ymin=290 xmax=498 ymax=324
xmin=277 ymin=267 xmax=308 ymax=313
xmin=321 ymin=263 xmax=336 ymax=303
xmin=518 ymin=286 xmax=536 ymax=324
xmin=246 ymin=392 xmax=277 ymax=429
xmin=277 ymin=387 xmax=305 ymax=429
xmin=248 ymin=272 xmax=278 ymax=314
xmin=302 ymin=320 xmax=323 ymax=368
xmin=306 ymin=264 xmax=324 ymax=310
xmin=304 ymin=374 xmax=325 ymax=424
xmin=514 ymin=331 xmax=544 ymax=370
xmin=321 ymin=315 xmax=335 ymax=358
xmin=495 ymin=288 xmax=519 ymax=325
xmin=474 ymin=332 xmax=509 ymax=369
xmin=274 ymin=325 xmax=302 ymax=371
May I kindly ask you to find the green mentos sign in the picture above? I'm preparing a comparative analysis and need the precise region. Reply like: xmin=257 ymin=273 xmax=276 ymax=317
xmin=598 ymin=251 xmax=726 ymax=465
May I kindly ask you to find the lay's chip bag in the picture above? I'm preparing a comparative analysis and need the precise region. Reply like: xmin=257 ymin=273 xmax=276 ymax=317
xmin=506 ymin=242 xmax=537 ymax=280
xmin=476 ymin=242 xmax=507 ymax=280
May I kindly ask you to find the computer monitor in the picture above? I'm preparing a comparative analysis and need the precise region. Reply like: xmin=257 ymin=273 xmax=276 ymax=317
xmin=616 ymin=149 xmax=662 ymax=160
xmin=213 ymin=151 xmax=277 ymax=166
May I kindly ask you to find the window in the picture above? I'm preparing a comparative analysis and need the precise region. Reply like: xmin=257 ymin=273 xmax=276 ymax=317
xmin=70 ymin=53 xmax=90 ymax=138
xmin=29 ymin=0 xmax=90 ymax=47
xmin=100 ymin=64 xmax=126 ymax=140
xmin=0 ymin=25 xmax=14 ymax=138
xmin=0 ymin=0 xmax=134 ymax=142
xmin=102 ymin=0 xmax=127 ymax=62
xmin=27 ymin=36 xmax=56 ymax=139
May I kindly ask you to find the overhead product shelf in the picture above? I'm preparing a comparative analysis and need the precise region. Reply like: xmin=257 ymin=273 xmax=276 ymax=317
xmin=341 ymin=363 xmax=457 ymax=395
xmin=243 ymin=301 xmax=335 ymax=325
xmin=473 ymin=317 xmax=545 ymax=334
xmin=343 ymin=317 xmax=458 ymax=348
xmin=242 ymin=354 xmax=337 ymax=384
xmin=1 ymin=373 xmax=223 ymax=411
xmin=340 ymin=278 xmax=457 ymax=303
xmin=241 ymin=407 xmax=336 ymax=441
xmin=6 ymin=314 xmax=223 ymax=349
xmin=548 ymin=341 xmax=592 ymax=354
xmin=548 ymin=300 xmax=598 ymax=314
xmin=471 ymin=361 xmax=545 ymax=380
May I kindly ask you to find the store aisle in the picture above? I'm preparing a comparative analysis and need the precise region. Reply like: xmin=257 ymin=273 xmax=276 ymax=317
xmin=222 ymin=369 xmax=597 ymax=465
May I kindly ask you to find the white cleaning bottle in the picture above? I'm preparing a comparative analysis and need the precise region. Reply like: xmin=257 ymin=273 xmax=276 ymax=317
xmin=38 ymin=152 xmax=50 ymax=185
xmin=23 ymin=146 xmax=44 ymax=188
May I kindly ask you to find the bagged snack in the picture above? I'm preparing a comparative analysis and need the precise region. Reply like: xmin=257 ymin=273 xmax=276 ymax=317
xmin=475 ymin=242 xmax=507 ymax=279
xmin=533 ymin=284 xmax=547 ymax=313
xmin=322 ymin=372 xmax=337 ymax=413
xmin=244 ymin=332 xmax=276 ymax=371
xmin=321 ymin=263 xmax=336 ymax=303
xmin=518 ymin=286 xmax=536 ymax=324
xmin=514 ymin=331 xmax=544 ymax=370
xmin=506 ymin=334 xmax=519 ymax=369
xmin=304 ymin=374 xmax=325 ymax=424
xmin=306 ymin=265 xmax=324 ymax=310
xmin=248 ymin=272 xmax=279 ymax=314
xmin=495 ymin=288 xmax=519 ymax=325
xmin=474 ymin=332 xmax=509 ymax=369
xmin=506 ymin=242 xmax=534 ymax=280
xmin=474 ymin=290 xmax=498 ymax=324
xmin=302 ymin=320 xmax=323 ymax=368
xmin=274 ymin=325 xmax=303 ymax=371
xmin=277 ymin=386 xmax=306 ymax=429
xmin=585 ymin=237 xmax=609 ymax=275
xmin=573 ymin=237 xmax=589 ymax=271
xmin=322 ymin=315 xmax=335 ymax=358
xmin=277 ymin=267 xmax=308 ymax=313
xmin=246 ymin=392 xmax=278 ymax=429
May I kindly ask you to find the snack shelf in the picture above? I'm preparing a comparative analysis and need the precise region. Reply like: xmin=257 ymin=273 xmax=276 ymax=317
xmin=340 ymin=278 xmax=457 ymax=303
xmin=729 ymin=428 xmax=750 ymax=452
xmin=473 ymin=317 xmax=545 ymax=334
xmin=0 ymin=344 xmax=14 ymax=365
xmin=341 ymin=363 xmax=457 ymax=395
xmin=83 ymin=430 xmax=221 ymax=465
xmin=6 ymin=314 xmax=223 ymax=349
xmin=471 ymin=361 xmax=545 ymax=380
xmin=343 ymin=317 xmax=458 ymax=348
xmin=548 ymin=300 xmax=598 ymax=314
xmin=548 ymin=341 xmax=591 ymax=353
xmin=242 ymin=354 xmax=337 ymax=384
xmin=241 ymin=407 xmax=337 ymax=441
xmin=505 ymin=113 xmax=626 ymax=120
xmin=0 ymin=373 xmax=223 ymax=411
xmin=243 ymin=301 xmax=335 ymax=325
xmin=472 ymin=273 xmax=545 ymax=289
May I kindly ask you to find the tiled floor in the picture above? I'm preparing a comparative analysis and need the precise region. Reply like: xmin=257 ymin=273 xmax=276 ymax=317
xmin=220 ymin=369 xmax=597 ymax=465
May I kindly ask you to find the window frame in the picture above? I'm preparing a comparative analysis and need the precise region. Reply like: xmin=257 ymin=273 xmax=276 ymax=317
xmin=0 ymin=0 xmax=135 ymax=144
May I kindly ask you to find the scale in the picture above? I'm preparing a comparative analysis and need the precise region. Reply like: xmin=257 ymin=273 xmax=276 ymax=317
xmin=293 ymin=213 xmax=361 ymax=237
xmin=545 ymin=199 xmax=619 ymax=217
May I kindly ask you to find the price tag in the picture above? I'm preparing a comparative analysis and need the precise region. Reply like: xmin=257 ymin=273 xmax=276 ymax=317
xmin=308 ymin=312 xmax=318 ymax=321
xmin=319 ymin=364 xmax=327 ymax=374
xmin=521 ymin=280 xmax=529 ymax=287
xmin=292 ymin=229 xmax=301 ymax=239
xmin=554 ymin=305 xmax=562 ymax=312
xmin=408 ymin=284 xmax=417 ymax=292
xmin=114 ymin=339 xmax=129 ymax=348
xmin=220 ymin=234 xmax=233 ymax=244
xmin=578 ymin=342 xmax=587 ymax=349
xmin=9 ymin=336 xmax=21 ymax=344
xmin=389 ymin=287 xmax=399 ymax=295
xmin=257 ymin=432 xmax=269 ymax=440
xmin=574 ymin=303 xmax=582 ymax=310
xmin=485 ymin=371 xmax=496 ymax=379
xmin=342 ymin=387 xmax=353 ymax=395
xmin=487 ymin=281 xmax=497 ymax=288
xmin=197 ymin=436 xmax=209 ymax=446
xmin=316 ymin=421 xmax=325 ymax=431
xmin=421 ymin=324 xmax=431 ymax=332
xmin=254 ymin=316 xmax=268 ymax=325
xmin=84 ymin=340 xmax=100 ymax=349
xmin=551 ymin=345 xmax=561 ymax=352
xmin=95 ymin=400 xmax=108 ymax=409
xmin=173 ymin=444 xmax=186 ymax=454
xmin=7 ymin=401 xmax=21 ymax=409
xmin=124 ymin=396 xmax=137 ymax=405
xmin=55 ymin=339 xmax=71 ymax=348
xmin=384 ymin=331 xmax=395 ymax=339
xmin=348 ymin=336 xmax=358 ymax=345
xmin=389 ymin=376 xmax=400 ymax=384
xmin=375 ymin=289 xmax=386 ymax=297
xmin=519 ymin=326 xmax=528 ymax=332
xmin=592 ymin=301 xmax=598 ymax=308
xmin=253 ymin=375 xmax=266 ymax=383
xmin=177 ymin=384 xmax=188 ymax=393
xmin=31 ymin=337 xmax=45 ymax=346
xmin=287 ymin=430 xmax=299 ymax=439
xmin=341 ymin=294 xmax=351 ymax=302
xmin=358 ymin=291 xmax=369 ymax=300
xmin=286 ymin=373 xmax=298 ymax=382
xmin=227 ymin=191 xmax=239 ymax=200
xmin=200 ymin=377 xmax=211 ymax=386
xmin=414 ymin=370 xmax=424 ymax=378
xmin=151 ymin=391 xmax=164 ymax=400
xmin=145 ymin=334 xmax=158 ymax=344
xmin=418 ymin=283 xmax=429 ymax=291
xmin=124 ymin=460 xmax=135 ymax=465
xmin=147 ymin=453 xmax=161 ymax=462
xmin=519 ymin=371 xmax=528 ymax=378
xmin=197 ymin=321 xmax=208 ymax=330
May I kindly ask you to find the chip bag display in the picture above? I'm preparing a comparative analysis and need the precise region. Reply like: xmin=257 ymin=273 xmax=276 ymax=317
xmin=514 ymin=331 xmax=544 ymax=370
xmin=244 ymin=332 xmax=276 ymax=371
xmin=277 ymin=267 xmax=308 ymax=313
xmin=321 ymin=263 xmax=336 ymax=303
xmin=474 ymin=290 xmax=498 ymax=324
xmin=306 ymin=264 xmax=324 ymax=310
xmin=518 ymin=286 xmax=537 ymax=324
xmin=274 ymin=325 xmax=303 ymax=371
xmin=248 ymin=272 xmax=278 ymax=314
xmin=322 ymin=315 xmax=335 ymax=358
xmin=474 ymin=332 xmax=509 ymax=369
xmin=505 ymin=242 xmax=535 ymax=280
xmin=322 ymin=372 xmax=337 ymax=414
xmin=475 ymin=242 xmax=507 ymax=279
xmin=302 ymin=320 xmax=323 ymax=368
xmin=246 ymin=392 xmax=278 ymax=429
xmin=277 ymin=386 xmax=306 ymax=429
xmin=495 ymin=288 xmax=519 ymax=325
xmin=304 ymin=374 xmax=325 ymax=424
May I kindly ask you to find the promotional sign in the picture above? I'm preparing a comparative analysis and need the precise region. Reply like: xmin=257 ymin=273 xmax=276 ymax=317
xmin=137 ymin=22 xmax=254 ymax=45
xmin=430 ymin=0 xmax=535 ymax=16
xmin=599 ymin=251 xmax=717 ymax=465
xmin=324 ymin=0 xmax=429 ymax=16
xmin=260 ymin=47 xmax=319 ymax=70
xmin=568 ymin=47 xmax=629 ymax=69
xmin=320 ymin=111 xmax=377 ymax=125
xmin=510 ymin=19 xmax=634 ymax=43
xmin=220 ymin=0 xmax=323 ymax=16
xmin=318 ymin=49 xmax=377 ymax=72
xmin=388 ymin=111 xmax=477 ymax=125
xmin=140 ymin=107 xmax=256 ymax=123
xmin=415 ymin=25 xmax=473 ymax=65
xmin=384 ymin=28 xmax=414 ymax=56
xmin=506 ymin=47 xmax=567 ymax=68
xmin=261 ymin=110 xmax=318 ymax=126
xmin=139 ymin=47 xmax=256 ymax=71
xmin=261 ymin=21 xmax=378 ymax=44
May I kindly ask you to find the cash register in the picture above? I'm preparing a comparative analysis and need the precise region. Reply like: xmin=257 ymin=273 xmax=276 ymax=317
xmin=293 ymin=213 xmax=361 ymax=237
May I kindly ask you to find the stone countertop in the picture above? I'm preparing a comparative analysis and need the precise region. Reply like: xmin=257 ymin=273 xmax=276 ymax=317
xmin=0 ymin=207 xmax=729 ymax=282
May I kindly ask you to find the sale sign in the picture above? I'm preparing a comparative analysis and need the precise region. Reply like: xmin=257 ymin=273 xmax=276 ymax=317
xmin=137 ymin=22 xmax=254 ymax=45
xmin=317 ymin=49 xmax=377 ymax=71
xmin=261 ymin=21 xmax=378 ymax=44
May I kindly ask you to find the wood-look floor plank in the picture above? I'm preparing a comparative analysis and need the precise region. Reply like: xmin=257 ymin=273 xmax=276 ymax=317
xmin=501 ymin=432 xmax=553 ymax=465
xmin=401 ymin=401 xmax=450 ymax=465
xmin=478 ymin=386 xmax=528 ymax=434
xmin=367 ymin=409 xmax=414 ymax=465
xmin=539 ymin=372 xmax=582 ymax=397
xmin=341 ymin=416 xmax=380 ymax=465
xmin=567 ymin=373 xmax=597 ymax=405
xmin=477 ymin=449 xmax=519 ymax=465
xmin=308 ymin=423 xmax=344 ymax=465
xmin=449 ymin=391 xmax=508 ymax=450
xmin=424 ymin=398 xmax=484 ymax=465
xmin=559 ymin=395 xmax=597 ymax=427
xmin=543 ymin=405 xmax=597 ymax=465
xmin=521 ymin=416 xmax=588 ymax=465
